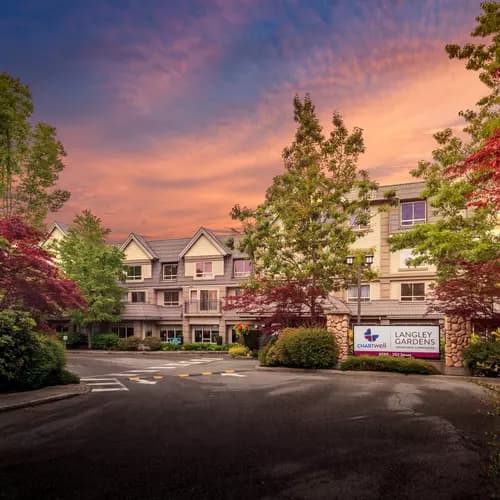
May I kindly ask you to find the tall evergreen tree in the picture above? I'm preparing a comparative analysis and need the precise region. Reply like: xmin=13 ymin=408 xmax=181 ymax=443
xmin=0 ymin=73 xmax=69 ymax=229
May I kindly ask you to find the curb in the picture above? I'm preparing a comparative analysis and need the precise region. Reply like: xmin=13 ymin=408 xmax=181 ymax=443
xmin=0 ymin=383 xmax=90 ymax=413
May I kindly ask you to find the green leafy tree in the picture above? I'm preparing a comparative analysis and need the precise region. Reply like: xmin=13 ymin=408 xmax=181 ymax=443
xmin=56 ymin=210 xmax=125 ymax=346
xmin=232 ymin=94 xmax=390 ymax=322
xmin=389 ymin=1 xmax=499 ymax=321
xmin=0 ymin=72 xmax=69 ymax=229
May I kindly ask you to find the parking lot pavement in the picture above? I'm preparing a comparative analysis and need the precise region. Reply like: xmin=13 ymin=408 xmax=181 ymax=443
xmin=1 ymin=355 xmax=497 ymax=500
xmin=68 ymin=352 xmax=256 ymax=393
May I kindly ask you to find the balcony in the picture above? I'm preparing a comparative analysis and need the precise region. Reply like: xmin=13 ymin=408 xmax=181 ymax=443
xmin=184 ymin=299 xmax=221 ymax=315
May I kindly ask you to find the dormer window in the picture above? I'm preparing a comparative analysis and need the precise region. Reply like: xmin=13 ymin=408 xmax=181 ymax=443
xmin=233 ymin=259 xmax=252 ymax=277
xmin=126 ymin=265 xmax=142 ymax=281
xmin=163 ymin=263 xmax=178 ymax=281
xmin=195 ymin=261 xmax=213 ymax=278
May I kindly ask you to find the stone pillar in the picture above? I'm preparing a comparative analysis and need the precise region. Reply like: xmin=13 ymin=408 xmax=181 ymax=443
xmin=326 ymin=313 xmax=350 ymax=362
xmin=444 ymin=315 xmax=471 ymax=368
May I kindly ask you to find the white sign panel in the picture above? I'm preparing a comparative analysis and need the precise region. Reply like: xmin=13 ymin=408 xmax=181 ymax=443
xmin=353 ymin=325 xmax=440 ymax=359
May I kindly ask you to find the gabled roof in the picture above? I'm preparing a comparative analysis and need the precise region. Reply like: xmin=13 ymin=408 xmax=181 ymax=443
xmin=46 ymin=221 xmax=69 ymax=236
xmin=120 ymin=232 xmax=159 ymax=260
xmin=179 ymin=227 xmax=231 ymax=258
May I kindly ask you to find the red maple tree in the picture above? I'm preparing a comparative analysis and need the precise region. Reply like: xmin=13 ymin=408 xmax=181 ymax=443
xmin=0 ymin=217 xmax=86 ymax=324
xmin=445 ymin=129 xmax=500 ymax=209
xmin=224 ymin=279 xmax=326 ymax=334
xmin=428 ymin=259 xmax=499 ymax=320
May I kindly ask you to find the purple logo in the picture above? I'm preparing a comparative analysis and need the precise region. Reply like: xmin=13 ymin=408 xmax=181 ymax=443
xmin=364 ymin=328 xmax=379 ymax=343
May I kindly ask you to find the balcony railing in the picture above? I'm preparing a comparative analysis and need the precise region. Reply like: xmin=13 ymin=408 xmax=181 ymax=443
xmin=184 ymin=299 xmax=221 ymax=314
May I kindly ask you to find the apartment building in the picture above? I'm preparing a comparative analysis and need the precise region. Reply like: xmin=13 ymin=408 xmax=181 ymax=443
xmin=46 ymin=181 xmax=442 ymax=340
xmin=343 ymin=181 xmax=442 ymax=326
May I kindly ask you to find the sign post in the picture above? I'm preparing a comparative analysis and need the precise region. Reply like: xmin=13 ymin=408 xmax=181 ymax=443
xmin=353 ymin=325 xmax=440 ymax=359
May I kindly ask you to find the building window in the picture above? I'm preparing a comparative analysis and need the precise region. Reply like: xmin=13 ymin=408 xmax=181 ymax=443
xmin=126 ymin=265 xmax=142 ymax=281
xmin=193 ymin=325 xmax=219 ymax=344
xmin=162 ymin=263 xmax=178 ymax=280
xmin=195 ymin=261 xmax=213 ymax=278
xmin=160 ymin=326 xmax=183 ymax=343
xmin=121 ymin=292 xmax=129 ymax=302
xmin=112 ymin=325 xmax=134 ymax=338
xmin=399 ymin=248 xmax=424 ymax=269
xmin=131 ymin=291 xmax=146 ymax=303
xmin=347 ymin=285 xmax=370 ymax=302
xmin=233 ymin=259 xmax=252 ymax=277
xmin=227 ymin=287 xmax=244 ymax=297
xmin=163 ymin=290 xmax=179 ymax=306
xmin=401 ymin=201 xmax=426 ymax=226
xmin=401 ymin=283 xmax=425 ymax=301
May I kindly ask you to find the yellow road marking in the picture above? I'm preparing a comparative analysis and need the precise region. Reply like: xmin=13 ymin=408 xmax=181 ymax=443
xmin=201 ymin=371 xmax=212 ymax=376
xmin=129 ymin=377 xmax=140 ymax=381
xmin=153 ymin=375 xmax=163 ymax=380
xmin=178 ymin=374 xmax=190 ymax=378
xmin=224 ymin=370 xmax=235 ymax=373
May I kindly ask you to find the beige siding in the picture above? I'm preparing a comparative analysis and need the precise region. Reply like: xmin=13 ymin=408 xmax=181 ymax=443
xmin=124 ymin=240 xmax=150 ymax=260
xmin=350 ymin=210 xmax=382 ymax=269
xmin=185 ymin=235 xmax=223 ymax=258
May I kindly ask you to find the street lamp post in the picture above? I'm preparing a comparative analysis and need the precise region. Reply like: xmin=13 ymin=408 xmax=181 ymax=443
xmin=346 ymin=254 xmax=373 ymax=324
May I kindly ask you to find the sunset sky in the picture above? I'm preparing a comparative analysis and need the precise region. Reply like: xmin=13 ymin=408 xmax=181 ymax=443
xmin=1 ymin=0 xmax=486 ymax=239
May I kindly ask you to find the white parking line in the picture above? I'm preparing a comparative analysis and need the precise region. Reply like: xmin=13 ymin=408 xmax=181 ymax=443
xmin=81 ymin=377 xmax=129 ymax=392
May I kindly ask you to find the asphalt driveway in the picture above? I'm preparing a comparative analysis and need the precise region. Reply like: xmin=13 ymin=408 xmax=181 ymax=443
xmin=0 ymin=352 xmax=497 ymax=499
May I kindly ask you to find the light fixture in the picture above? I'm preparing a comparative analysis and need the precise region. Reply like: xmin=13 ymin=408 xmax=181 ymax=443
xmin=364 ymin=255 xmax=374 ymax=265
xmin=346 ymin=256 xmax=354 ymax=265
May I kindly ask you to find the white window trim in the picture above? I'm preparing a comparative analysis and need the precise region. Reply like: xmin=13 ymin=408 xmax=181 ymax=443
xmin=126 ymin=264 xmax=143 ymax=282
xmin=347 ymin=284 xmax=371 ymax=302
xmin=400 ymin=282 xmax=426 ymax=302
xmin=194 ymin=261 xmax=214 ymax=279
xmin=162 ymin=263 xmax=178 ymax=281
xmin=192 ymin=325 xmax=219 ymax=344
xmin=400 ymin=201 xmax=426 ymax=227
xmin=233 ymin=260 xmax=251 ymax=278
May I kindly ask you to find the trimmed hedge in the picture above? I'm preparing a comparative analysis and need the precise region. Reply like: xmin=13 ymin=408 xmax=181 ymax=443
xmin=161 ymin=343 xmax=237 ymax=352
xmin=117 ymin=335 xmax=142 ymax=351
xmin=341 ymin=355 xmax=440 ymax=375
xmin=463 ymin=339 xmax=499 ymax=377
xmin=228 ymin=345 xmax=249 ymax=357
xmin=259 ymin=328 xmax=337 ymax=369
xmin=141 ymin=336 xmax=162 ymax=351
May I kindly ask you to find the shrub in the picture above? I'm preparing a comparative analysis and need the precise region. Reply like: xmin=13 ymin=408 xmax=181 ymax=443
xmin=259 ymin=328 xmax=337 ymax=369
xmin=141 ymin=336 xmax=162 ymax=351
xmin=228 ymin=345 xmax=249 ymax=357
xmin=161 ymin=342 xmax=181 ymax=351
xmin=0 ymin=310 xmax=39 ymax=386
xmin=463 ymin=339 xmax=499 ymax=377
xmin=182 ymin=343 xmax=205 ymax=351
xmin=92 ymin=333 xmax=120 ymax=350
xmin=340 ymin=355 xmax=440 ymax=375
xmin=20 ymin=335 xmax=67 ymax=389
xmin=216 ymin=335 xmax=223 ymax=346
xmin=117 ymin=335 xmax=141 ymax=351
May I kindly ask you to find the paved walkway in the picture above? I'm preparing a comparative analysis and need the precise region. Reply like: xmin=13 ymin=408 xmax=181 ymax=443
xmin=0 ymin=383 xmax=89 ymax=413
